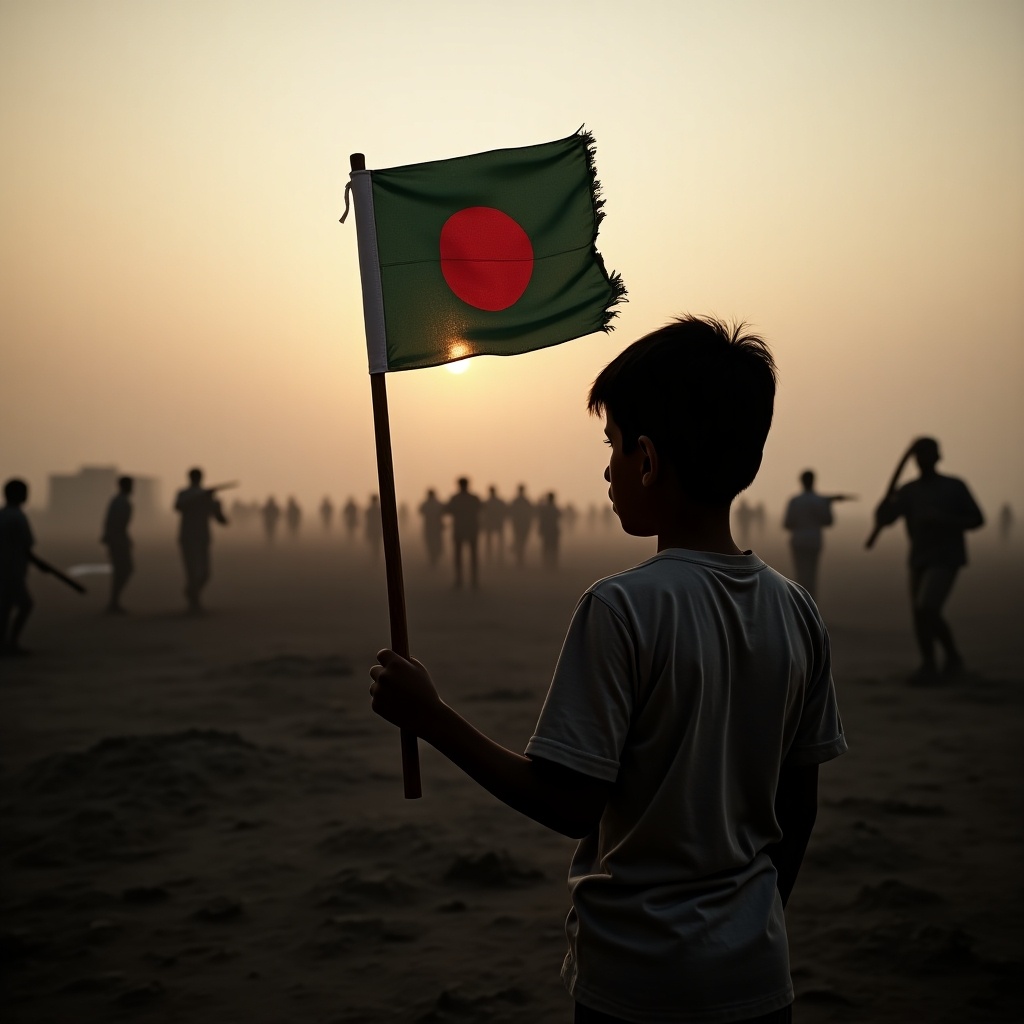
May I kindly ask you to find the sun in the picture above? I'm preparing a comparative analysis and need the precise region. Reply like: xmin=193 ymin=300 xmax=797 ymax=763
xmin=444 ymin=341 xmax=472 ymax=374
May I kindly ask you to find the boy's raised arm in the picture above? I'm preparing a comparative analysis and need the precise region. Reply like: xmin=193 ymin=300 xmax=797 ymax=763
xmin=369 ymin=649 xmax=611 ymax=838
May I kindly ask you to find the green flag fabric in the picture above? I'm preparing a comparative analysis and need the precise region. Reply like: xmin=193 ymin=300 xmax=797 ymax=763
xmin=349 ymin=130 xmax=626 ymax=372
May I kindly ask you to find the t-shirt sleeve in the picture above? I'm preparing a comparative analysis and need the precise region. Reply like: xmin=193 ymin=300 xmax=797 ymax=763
xmin=785 ymin=623 xmax=848 ymax=767
xmin=525 ymin=590 xmax=636 ymax=782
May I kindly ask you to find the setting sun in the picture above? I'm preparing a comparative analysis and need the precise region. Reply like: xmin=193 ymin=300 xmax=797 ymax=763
xmin=446 ymin=359 xmax=471 ymax=375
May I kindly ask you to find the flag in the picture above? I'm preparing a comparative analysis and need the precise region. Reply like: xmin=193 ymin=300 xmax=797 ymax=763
xmin=348 ymin=129 xmax=626 ymax=373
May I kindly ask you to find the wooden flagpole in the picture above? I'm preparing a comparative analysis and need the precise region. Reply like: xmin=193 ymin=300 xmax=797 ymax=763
xmin=351 ymin=152 xmax=422 ymax=799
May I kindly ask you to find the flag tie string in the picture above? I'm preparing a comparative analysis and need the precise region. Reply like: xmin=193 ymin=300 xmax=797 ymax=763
xmin=339 ymin=181 xmax=352 ymax=224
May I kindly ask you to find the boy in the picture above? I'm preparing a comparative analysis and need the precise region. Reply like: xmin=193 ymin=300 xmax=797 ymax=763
xmin=369 ymin=316 xmax=847 ymax=1023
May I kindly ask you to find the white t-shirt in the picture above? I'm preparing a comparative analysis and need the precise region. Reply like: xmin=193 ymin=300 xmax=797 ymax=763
xmin=783 ymin=492 xmax=833 ymax=549
xmin=525 ymin=549 xmax=846 ymax=1024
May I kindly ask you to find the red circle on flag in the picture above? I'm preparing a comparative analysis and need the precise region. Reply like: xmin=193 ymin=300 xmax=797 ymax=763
xmin=440 ymin=207 xmax=533 ymax=311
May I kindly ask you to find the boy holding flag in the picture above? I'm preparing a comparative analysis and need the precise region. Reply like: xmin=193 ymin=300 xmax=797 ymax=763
xmin=369 ymin=316 xmax=847 ymax=1023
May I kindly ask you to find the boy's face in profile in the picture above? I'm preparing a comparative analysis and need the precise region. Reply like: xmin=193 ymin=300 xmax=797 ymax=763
xmin=603 ymin=413 xmax=656 ymax=538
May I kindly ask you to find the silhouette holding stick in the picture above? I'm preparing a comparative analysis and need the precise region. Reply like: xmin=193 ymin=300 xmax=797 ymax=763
xmin=2 ymin=478 xmax=85 ymax=656
xmin=868 ymin=438 xmax=984 ymax=683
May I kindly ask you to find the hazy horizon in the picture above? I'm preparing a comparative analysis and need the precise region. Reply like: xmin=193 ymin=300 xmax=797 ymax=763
xmin=3 ymin=0 xmax=1022 ymax=524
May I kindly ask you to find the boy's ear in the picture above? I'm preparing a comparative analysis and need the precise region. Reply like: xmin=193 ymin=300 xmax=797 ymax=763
xmin=637 ymin=435 xmax=659 ymax=487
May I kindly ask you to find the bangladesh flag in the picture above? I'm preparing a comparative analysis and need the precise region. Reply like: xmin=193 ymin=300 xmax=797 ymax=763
xmin=347 ymin=130 xmax=626 ymax=372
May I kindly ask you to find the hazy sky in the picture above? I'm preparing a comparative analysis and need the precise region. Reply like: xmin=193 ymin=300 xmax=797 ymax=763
xmin=2 ymin=0 xmax=1022 ymax=523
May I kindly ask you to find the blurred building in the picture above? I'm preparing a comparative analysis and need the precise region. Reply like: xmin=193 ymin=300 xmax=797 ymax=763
xmin=46 ymin=465 xmax=162 ymax=533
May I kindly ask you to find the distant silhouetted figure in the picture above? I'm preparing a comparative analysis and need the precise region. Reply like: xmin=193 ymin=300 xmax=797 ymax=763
xmin=285 ymin=496 xmax=302 ymax=539
xmin=871 ymin=437 xmax=984 ymax=682
xmin=261 ymin=497 xmax=281 ymax=542
xmin=229 ymin=498 xmax=251 ymax=531
xmin=753 ymin=501 xmax=766 ymax=537
xmin=444 ymin=478 xmax=482 ymax=588
xmin=364 ymin=495 xmax=383 ymax=562
xmin=418 ymin=489 xmax=445 ymax=567
xmin=782 ymin=470 xmax=855 ymax=600
xmin=536 ymin=492 xmax=562 ymax=569
xmin=563 ymin=502 xmax=579 ymax=533
xmin=1 ymin=479 xmax=37 ymax=654
xmin=998 ymin=503 xmax=1014 ymax=543
xmin=174 ymin=468 xmax=229 ymax=614
xmin=101 ymin=475 xmax=134 ymax=613
xmin=735 ymin=498 xmax=754 ymax=547
xmin=343 ymin=497 xmax=360 ymax=544
xmin=482 ymin=486 xmax=507 ymax=561
xmin=319 ymin=496 xmax=335 ymax=532
xmin=508 ymin=484 xmax=534 ymax=566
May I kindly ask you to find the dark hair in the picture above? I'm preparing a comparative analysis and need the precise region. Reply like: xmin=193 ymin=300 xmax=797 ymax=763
xmin=587 ymin=315 xmax=777 ymax=506
xmin=4 ymin=478 xmax=28 ymax=504
xmin=118 ymin=475 xmax=134 ymax=491
xmin=188 ymin=467 xmax=203 ymax=483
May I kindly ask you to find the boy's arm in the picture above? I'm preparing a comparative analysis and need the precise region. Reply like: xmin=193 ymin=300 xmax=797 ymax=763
xmin=763 ymin=762 xmax=818 ymax=908
xmin=369 ymin=650 xmax=611 ymax=838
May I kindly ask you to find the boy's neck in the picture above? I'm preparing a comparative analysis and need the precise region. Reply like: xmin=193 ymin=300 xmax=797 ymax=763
xmin=656 ymin=497 xmax=745 ymax=556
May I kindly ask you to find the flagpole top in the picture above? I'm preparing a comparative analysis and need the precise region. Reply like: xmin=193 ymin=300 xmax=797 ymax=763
xmin=350 ymin=153 xmax=366 ymax=172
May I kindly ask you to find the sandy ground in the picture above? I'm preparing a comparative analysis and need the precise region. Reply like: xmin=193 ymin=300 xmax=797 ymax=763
xmin=2 ymin=521 xmax=1022 ymax=1023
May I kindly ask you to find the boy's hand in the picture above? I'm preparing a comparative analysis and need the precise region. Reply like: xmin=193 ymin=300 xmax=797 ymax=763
xmin=369 ymin=649 xmax=444 ymax=736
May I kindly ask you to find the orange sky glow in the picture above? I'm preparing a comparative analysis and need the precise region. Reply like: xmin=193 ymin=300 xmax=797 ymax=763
xmin=2 ymin=0 xmax=1022 ymax=527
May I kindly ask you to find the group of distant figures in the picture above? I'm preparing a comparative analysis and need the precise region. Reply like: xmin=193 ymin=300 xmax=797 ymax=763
xmin=415 ymin=481 xmax=566 ymax=588
xmin=0 ymin=469 xmax=581 ymax=647
xmin=228 ymin=481 xmax=572 ymax=590
xmin=0 ymin=442 xmax=1016 ymax=680
xmin=225 ymin=482 xmax=573 ymax=567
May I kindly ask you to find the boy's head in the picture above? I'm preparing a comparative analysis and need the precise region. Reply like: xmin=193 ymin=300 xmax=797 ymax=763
xmin=588 ymin=315 xmax=776 ymax=507
xmin=188 ymin=467 xmax=203 ymax=485
xmin=118 ymin=475 xmax=134 ymax=494
xmin=800 ymin=470 xmax=815 ymax=491
xmin=4 ymin=478 xmax=29 ymax=506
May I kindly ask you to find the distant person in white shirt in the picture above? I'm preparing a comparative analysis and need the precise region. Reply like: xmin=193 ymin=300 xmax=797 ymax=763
xmin=782 ymin=470 xmax=854 ymax=600
xmin=173 ymin=468 xmax=229 ymax=614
